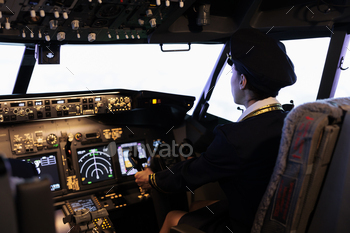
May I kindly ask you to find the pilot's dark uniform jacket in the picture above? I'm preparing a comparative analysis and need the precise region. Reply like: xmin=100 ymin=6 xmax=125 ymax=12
xmin=150 ymin=100 xmax=287 ymax=232
xmin=149 ymin=28 xmax=297 ymax=232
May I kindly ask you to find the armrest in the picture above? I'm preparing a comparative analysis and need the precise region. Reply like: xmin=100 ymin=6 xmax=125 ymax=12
xmin=170 ymin=224 xmax=205 ymax=233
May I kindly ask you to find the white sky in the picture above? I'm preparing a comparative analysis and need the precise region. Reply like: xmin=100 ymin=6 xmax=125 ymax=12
xmin=0 ymin=37 xmax=349 ymax=122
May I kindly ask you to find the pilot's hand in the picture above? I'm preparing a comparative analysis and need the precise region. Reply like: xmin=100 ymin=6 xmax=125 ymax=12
xmin=135 ymin=167 xmax=153 ymax=190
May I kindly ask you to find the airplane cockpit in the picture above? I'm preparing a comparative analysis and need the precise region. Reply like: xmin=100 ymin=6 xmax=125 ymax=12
xmin=1 ymin=0 xmax=350 ymax=233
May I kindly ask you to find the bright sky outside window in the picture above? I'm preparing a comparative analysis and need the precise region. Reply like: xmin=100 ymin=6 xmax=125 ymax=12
xmin=208 ymin=37 xmax=331 ymax=122
xmin=27 ymin=44 xmax=223 ymax=102
xmin=0 ymin=44 xmax=25 ymax=95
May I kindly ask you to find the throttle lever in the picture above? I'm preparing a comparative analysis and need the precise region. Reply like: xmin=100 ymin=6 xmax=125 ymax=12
xmin=128 ymin=146 xmax=146 ymax=172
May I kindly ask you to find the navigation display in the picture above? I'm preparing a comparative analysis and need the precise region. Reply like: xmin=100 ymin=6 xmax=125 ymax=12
xmin=22 ymin=154 xmax=61 ymax=191
xmin=116 ymin=141 xmax=147 ymax=176
xmin=77 ymin=145 xmax=114 ymax=185
xmin=70 ymin=198 xmax=98 ymax=213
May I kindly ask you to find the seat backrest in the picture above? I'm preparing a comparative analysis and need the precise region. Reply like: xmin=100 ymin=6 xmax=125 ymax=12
xmin=0 ymin=156 xmax=56 ymax=233
xmin=307 ymin=104 xmax=350 ymax=233
xmin=252 ymin=97 xmax=350 ymax=233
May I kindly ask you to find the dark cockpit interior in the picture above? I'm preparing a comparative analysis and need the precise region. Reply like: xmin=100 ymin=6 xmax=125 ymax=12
xmin=1 ymin=0 xmax=350 ymax=233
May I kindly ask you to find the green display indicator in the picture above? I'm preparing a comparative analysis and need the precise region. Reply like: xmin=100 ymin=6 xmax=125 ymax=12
xmin=108 ymin=175 xmax=113 ymax=178
xmin=88 ymin=181 xmax=92 ymax=184
xmin=53 ymin=144 xmax=58 ymax=148
xmin=89 ymin=149 xmax=97 ymax=152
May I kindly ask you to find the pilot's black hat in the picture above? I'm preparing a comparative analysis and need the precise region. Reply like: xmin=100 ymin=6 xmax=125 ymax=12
xmin=227 ymin=28 xmax=297 ymax=96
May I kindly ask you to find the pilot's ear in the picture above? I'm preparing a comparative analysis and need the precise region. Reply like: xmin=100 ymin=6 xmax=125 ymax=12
xmin=239 ymin=74 xmax=247 ymax=90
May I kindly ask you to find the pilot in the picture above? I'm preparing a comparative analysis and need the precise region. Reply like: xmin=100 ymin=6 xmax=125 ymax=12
xmin=135 ymin=28 xmax=297 ymax=233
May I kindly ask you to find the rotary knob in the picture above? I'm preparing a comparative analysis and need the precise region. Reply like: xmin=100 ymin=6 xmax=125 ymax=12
xmin=46 ymin=133 xmax=58 ymax=145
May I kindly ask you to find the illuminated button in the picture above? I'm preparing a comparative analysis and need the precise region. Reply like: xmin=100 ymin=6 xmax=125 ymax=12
xmin=45 ymin=106 xmax=50 ymax=111
xmin=89 ymin=98 xmax=93 ymax=103
xmin=118 ymin=194 xmax=122 ymax=197
xmin=83 ymin=99 xmax=87 ymax=103
xmin=45 ymin=100 xmax=50 ymax=105
xmin=28 ymin=101 xmax=33 ymax=106
xmin=89 ymin=104 xmax=93 ymax=109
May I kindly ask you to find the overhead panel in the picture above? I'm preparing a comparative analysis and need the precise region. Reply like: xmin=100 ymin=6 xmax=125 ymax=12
xmin=0 ymin=0 xmax=193 ymax=43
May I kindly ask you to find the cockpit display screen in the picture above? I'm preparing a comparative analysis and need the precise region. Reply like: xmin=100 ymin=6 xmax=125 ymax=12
xmin=77 ymin=145 xmax=114 ymax=185
xmin=22 ymin=154 xmax=61 ymax=191
xmin=116 ymin=141 xmax=147 ymax=176
xmin=70 ymin=198 xmax=98 ymax=213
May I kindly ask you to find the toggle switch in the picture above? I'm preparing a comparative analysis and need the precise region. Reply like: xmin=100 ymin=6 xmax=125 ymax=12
xmin=54 ymin=10 xmax=59 ymax=18
xmin=30 ymin=9 xmax=36 ymax=17
xmin=5 ymin=18 xmax=10 ymax=30
xmin=62 ymin=11 xmax=68 ymax=19
xmin=40 ymin=9 xmax=45 ymax=17
xmin=179 ymin=0 xmax=184 ymax=8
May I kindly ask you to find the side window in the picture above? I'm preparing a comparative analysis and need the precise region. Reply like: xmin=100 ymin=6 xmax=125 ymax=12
xmin=334 ymin=38 xmax=350 ymax=98
xmin=208 ymin=37 xmax=331 ymax=122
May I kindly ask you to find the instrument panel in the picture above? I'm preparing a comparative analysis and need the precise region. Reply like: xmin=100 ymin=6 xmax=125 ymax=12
xmin=0 ymin=92 xmax=132 ymax=123
xmin=0 ymin=89 xmax=194 ymax=194
xmin=0 ymin=89 xmax=194 ymax=232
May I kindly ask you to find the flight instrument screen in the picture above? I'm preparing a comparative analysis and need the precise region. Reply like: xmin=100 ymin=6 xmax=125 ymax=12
xmin=70 ymin=198 xmax=98 ymax=213
xmin=22 ymin=154 xmax=61 ymax=191
xmin=77 ymin=145 xmax=114 ymax=185
xmin=116 ymin=141 xmax=147 ymax=176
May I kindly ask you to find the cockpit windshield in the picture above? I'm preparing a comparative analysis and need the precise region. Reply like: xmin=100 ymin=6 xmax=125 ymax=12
xmin=0 ymin=37 xmax=334 ymax=120
xmin=27 ymin=44 xmax=223 ymax=98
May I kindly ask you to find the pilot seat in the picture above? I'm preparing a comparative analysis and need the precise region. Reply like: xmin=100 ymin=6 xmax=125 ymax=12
xmin=172 ymin=97 xmax=350 ymax=233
